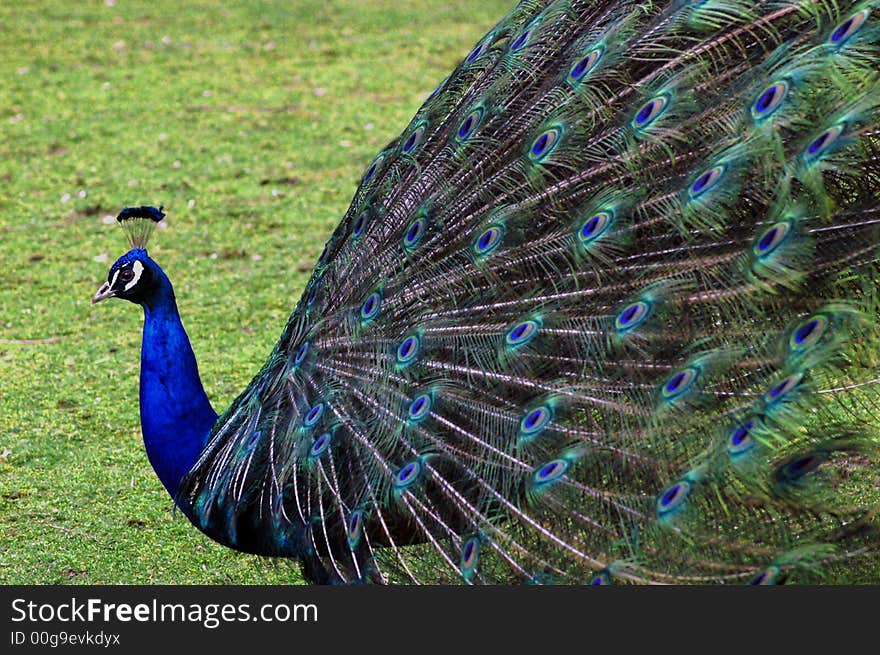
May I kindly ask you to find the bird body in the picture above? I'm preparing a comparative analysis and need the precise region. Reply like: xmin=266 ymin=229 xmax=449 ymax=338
xmin=95 ymin=0 xmax=880 ymax=584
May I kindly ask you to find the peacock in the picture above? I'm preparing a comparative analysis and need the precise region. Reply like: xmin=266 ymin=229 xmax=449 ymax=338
xmin=91 ymin=0 xmax=880 ymax=584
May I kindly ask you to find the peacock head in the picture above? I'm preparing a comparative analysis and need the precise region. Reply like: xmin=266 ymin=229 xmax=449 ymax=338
xmin=91 ymin=206 xmax=166 ymax=305
xmin=92 ymin=248 xmax=160 ymax=305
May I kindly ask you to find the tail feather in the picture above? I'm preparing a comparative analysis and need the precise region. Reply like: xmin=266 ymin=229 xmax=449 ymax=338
xmin=179 ymin=0 xmax=880 ymax=584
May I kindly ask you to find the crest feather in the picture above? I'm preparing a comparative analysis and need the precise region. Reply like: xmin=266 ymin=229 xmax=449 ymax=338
xmin=117 ymin=205 xmax=165 ymax=249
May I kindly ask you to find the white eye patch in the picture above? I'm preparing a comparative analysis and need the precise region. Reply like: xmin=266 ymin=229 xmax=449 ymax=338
xmin=108 ymin=260 xmax=145 ymax=293
xmin=124 ymin=260 xmax=144 ymax=291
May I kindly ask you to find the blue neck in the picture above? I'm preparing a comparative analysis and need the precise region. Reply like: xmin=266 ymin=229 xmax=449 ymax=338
xmin=138 ymin=269 xmax=217 ymax=501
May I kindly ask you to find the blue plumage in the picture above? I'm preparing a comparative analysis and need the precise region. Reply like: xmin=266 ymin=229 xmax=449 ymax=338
xmin=94 ymin=0 xmax=880 ymax=584
xmin=93 ymin=250 xmax=216 ymax=499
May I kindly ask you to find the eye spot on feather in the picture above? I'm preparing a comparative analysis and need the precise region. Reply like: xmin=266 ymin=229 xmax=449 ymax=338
xmin=303 ymin=402 xmax=324 ymax=428
xmin=529 ymin=126 xmax=561 ymax=162
xmin=309 ymin=431 xmax=332 ymax=459
xmin=460 ymin=536 xmax=481 ymax=582
xmin=403 ymin=216 xmax=427 ymax=251
xmin=615 ymin=301 xmax=650 ymax=332
xmin=457 ymin=107 xmax=484 ymax=141
xmin=394 ymin=460 xmax=423 ymax=489
xmin=751 ymin=81 xmax=789 ymax=120
xmin=532 ymin=459 xmax=569 ymax=486
xmin=749 ymin=565 xmax=783 ymax=585
xmin=346 ymin=509 xmax=365 ymax=549
xmin=656 ymin=480 xmax=690 ymax=516
xmin=473 ymin=225 xmax=504 ymax=257
xmin=408 ymin=393 xmax=432 ymax=422
xmin=829 ymin=10 xmax=870 ymax=46
xmin=790 ymin=315 xmax=828 ymax=350
xmin=776 ymin=453 xmax=826 ymax=483
xmin=362 ymin=154 xmax=384 ymax=183
xmin=577 ymin=211 xmax=612 ymax=246
xmin=569 ymin=46 xmax=603 ymax=82
xmin=294 ymin=341 xmax=310 ymax=367
xmin=402 ymin=121 xmax=427 ymax=154
xmin=765 ymin=372 xmax=803 ymax=403
xmin=466 ymin=36 xmax=491 ymax=63
xmin=506 ymin=319 xmax=540 ymax=348
xmin=632 ymin=94 xmax=669 ymax=129
xmin=661 ymin=367 xmax=698 ymax=400
xmin=397 ymin=334 xmax=420 ymax=366
xmin=804 ymin=124 xmax=844 ymax=162
xmin=352 ymin=210 xmax=369 ymax=238
xmin=590 ymin=570 xmax=612 ymax=585
xmin=360 ymin=291 xmax=382 ymax=322
xmin=688 ymin=165 xmax=725 ymax=199
xmin=510 ymin=21 xmax=538 ymax=52
xmin=727 ymin=419 xmax=758 ymax=458
xmin=520 ymin=405 xmax=552 ymax=437
xmin=754 ymin=221 xmax=790 ymax=257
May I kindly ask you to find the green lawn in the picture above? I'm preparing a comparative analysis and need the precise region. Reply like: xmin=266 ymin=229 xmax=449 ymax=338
xmin=0 ymin=0 xmax=512 ymax=585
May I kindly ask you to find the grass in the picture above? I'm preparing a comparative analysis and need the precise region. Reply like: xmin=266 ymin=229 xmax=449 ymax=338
xmin=0 ymin=0 xmax=512 ymax=585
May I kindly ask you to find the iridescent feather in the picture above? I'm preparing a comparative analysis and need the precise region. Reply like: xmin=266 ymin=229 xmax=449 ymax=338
xmin=141 ymin=0 xmax=880 ymax=584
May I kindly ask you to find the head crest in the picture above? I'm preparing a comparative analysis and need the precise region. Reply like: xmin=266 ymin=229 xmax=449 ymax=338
xmin=116 ymin=205 xmax=165 ymax=249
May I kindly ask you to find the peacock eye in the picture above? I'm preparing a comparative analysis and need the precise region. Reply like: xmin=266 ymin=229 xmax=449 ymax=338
xmin=569 ymin=46 xmax=603 ymax=82
xmin=633 ymin=94 xmax=670 ymax=129
xmin=118 ymin=269 xmax=135 ymax=283
xmin=829 ymin=10 xmax=870 ymax=46
xmin=751 ymin=81 xmax=789 ymax=120
xmin=689 ymin=165 xmax=725 ymax=198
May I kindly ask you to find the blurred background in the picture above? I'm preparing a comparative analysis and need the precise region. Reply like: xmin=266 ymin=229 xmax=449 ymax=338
xmin=0 ymin=0 xmax=511 ymax=583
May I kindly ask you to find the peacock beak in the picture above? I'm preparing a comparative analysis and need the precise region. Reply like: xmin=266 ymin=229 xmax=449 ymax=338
xmin=91 ymin=281 xmax=116 ymax=304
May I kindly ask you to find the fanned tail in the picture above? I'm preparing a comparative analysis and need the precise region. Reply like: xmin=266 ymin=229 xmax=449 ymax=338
xmin=178 ymin=0 xmax=880 ymax=584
